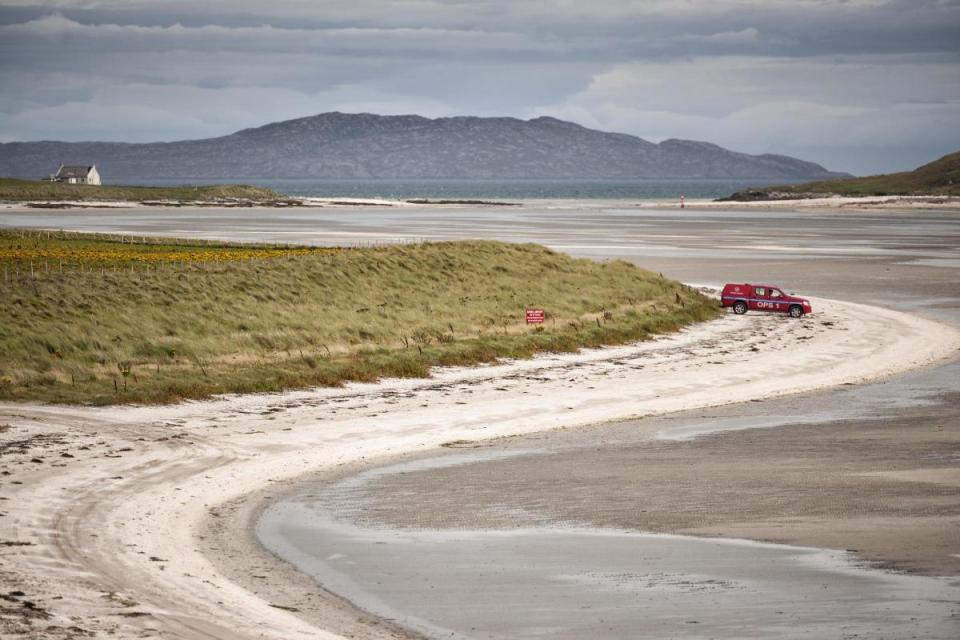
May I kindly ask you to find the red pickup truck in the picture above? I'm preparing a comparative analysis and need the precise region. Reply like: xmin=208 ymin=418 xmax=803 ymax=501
xmin=721 ymin=283 xmax=812 ymax=318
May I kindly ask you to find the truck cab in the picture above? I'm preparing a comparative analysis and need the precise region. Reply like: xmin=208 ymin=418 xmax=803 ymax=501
xmin=721 ymin=283 xmax=812 ymax=318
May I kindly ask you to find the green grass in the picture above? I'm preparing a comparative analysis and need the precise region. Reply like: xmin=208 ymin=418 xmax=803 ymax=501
xmin=0 ymin=228 xmax=335 ymax=269
xmin=0 ymin=177 xmax=281 ymax=202
xmin=738 ymin=151 xmax=960 ymax=198
xmin=0 ymin=231 xmax=720 ymax=405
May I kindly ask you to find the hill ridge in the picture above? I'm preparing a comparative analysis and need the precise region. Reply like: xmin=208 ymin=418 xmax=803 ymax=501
xmin=0 ymin=112 xmax=847 ymax=181
xmin=722 ymin=151 xmax=960 ymax=200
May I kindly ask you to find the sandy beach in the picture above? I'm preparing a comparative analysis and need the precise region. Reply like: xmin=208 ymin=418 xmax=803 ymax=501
xmin=2 ymin=194 xmax=959 ymax=214
xmin=2 ymin=288 xmax=958 ymax=638
xmin=5 ymin=0 xmax=959 ymax=634
xmin=2 ymin=203 xmax=959 ymax=638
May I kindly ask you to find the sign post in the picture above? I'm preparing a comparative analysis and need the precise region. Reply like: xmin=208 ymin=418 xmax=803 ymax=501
xmin=525 ymin=308 xmax=545 ymax=324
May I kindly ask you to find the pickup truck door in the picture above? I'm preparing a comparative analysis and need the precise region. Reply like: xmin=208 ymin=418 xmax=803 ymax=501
xmin=768 ymin=288 xmax=785 ymax=312
xmin=751 ymin=286 xmax=769 ymax=311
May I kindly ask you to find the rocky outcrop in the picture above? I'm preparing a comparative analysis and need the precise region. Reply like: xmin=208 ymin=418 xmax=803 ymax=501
xmin=718 ymin=189 xmax=837 ymax=202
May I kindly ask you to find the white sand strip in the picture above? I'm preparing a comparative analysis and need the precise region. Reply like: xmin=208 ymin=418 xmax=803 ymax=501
xmin=656 ymin=195 xmax=960 ymax=210
xmin=1 ymin=298 xmax=958 ymax=639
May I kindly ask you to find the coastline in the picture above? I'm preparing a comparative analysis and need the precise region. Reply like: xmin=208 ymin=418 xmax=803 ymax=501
xmin=2 ymin=193 xmax=959 ymax=212
xmin=2 ymin=295 xmax=958 ymax=639
xmin=682 ymin=194 xmax=960 ymax=211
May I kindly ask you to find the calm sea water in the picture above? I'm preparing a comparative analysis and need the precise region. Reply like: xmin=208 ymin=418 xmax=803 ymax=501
xmin=119 ymin=178 xmax=789 ymax=200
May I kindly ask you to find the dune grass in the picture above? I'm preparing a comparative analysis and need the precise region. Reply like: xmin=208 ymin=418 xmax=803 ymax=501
xmin=0 ymin=177 xmax=281 ymax=202
xmin=0 ymin=228 xmax=334 ymax=269
xmin=0 ymin=230 xmax=720 ymax=405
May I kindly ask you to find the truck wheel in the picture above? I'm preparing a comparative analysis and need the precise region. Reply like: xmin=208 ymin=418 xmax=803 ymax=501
xmin=733 ymin=301 xmax=747 ymax=315
xmin=789 ymin=305 xmax=803 ymax=318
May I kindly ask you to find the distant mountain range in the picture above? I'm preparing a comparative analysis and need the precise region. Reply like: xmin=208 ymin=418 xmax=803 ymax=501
xmin=0 ymin=112 xmax=848 ymax=182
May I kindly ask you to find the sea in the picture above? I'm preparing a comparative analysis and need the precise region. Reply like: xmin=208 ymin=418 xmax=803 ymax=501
xmin=119 ymin=178 xmax=789 ymax=200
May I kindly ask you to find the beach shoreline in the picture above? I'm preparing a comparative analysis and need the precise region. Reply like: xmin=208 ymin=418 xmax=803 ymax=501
xmin=2 ymin=193 xmax=959 ymax=213
xmin=2 ymin=293 xmax=958 ymax=639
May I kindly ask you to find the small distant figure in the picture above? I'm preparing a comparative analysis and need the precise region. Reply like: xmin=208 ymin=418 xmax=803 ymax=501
xmin=680 ymin=194 xmax=685 ymax=209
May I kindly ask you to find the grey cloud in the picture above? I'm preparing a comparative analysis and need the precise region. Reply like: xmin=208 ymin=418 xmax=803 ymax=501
xmin=0 ymin=14 xmax=560 ymax=56
xmin=0 ymin=0 xmax=958 ymax=172
xmin=528 ymin=54 xmax=960 ymax=173
xmin=5 ymin=1 xmax=959 ymax=56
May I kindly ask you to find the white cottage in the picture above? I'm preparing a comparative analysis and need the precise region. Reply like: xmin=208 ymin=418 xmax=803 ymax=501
xmin=52 ymin=163 xmax=101 ymax=185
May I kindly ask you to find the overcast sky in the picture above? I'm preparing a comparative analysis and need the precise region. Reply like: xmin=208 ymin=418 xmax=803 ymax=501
xmin=1 ymin=0 xmax=958 ymax=174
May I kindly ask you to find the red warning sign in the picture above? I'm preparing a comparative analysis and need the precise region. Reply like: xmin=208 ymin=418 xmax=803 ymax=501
xmin=525 ymin=308 xmax=545 ymax=324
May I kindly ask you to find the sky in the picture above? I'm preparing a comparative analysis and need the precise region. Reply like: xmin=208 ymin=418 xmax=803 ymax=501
xmin=1 ymin=0 xmax=958 ymax=175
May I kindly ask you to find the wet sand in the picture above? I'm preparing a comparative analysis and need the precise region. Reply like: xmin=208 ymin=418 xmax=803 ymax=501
xmin=1 ymin=204 xmax=959 ymax=639
xmin=283 ymin=367 xmax=959 ymax=575
xmin=256 ymin=357 xmax=960 ymax=639
xmin=262 ymin=522 xmax=960 ymax=639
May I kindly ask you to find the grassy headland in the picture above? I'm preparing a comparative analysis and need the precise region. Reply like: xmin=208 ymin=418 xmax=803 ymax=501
xmin=0 ymin=177 xmax=282 ymax=203
xmin=723 ymin=151 xmax=960 ymax=200
xmin=0 ymin=230 xmax=719 ymax=404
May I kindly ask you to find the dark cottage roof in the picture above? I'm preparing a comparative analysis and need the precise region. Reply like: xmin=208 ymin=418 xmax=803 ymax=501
xmin=56 ymin=165 xmax=94 ymax=178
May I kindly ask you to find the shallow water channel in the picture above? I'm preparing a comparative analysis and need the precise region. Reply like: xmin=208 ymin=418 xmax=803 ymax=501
xmin=257 ymin=357 xmax=960 ymax=639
